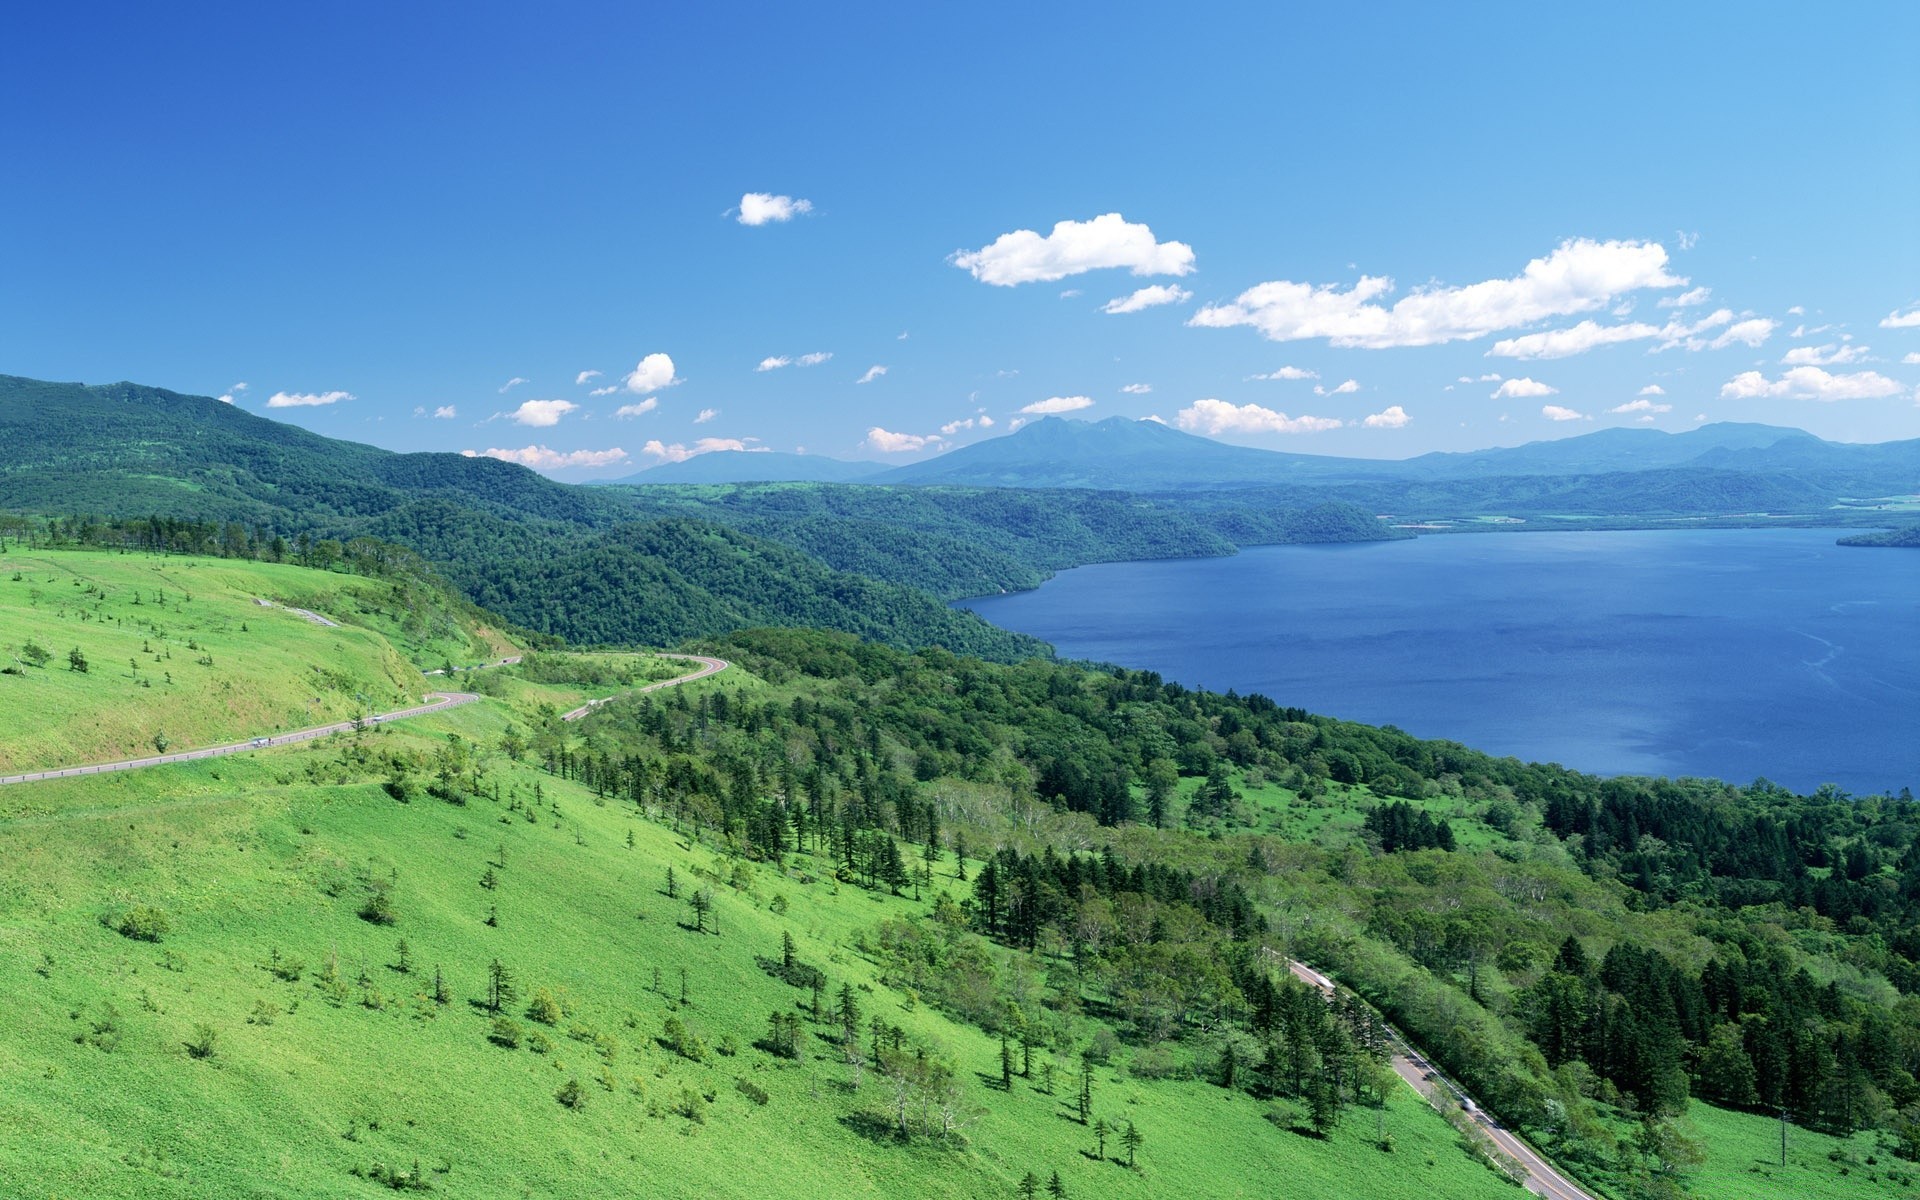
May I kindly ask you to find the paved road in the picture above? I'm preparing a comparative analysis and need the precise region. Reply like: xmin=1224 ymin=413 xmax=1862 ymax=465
xmin=1287 ymin=960 xmax=1598 ymax=1200
xmin=560 ymin=653 xmax=730 ymax=721
xmin=0 ymin=652 xmax=728 ymax=788
xmin=0 ymin=692 xmax=478 ymax=787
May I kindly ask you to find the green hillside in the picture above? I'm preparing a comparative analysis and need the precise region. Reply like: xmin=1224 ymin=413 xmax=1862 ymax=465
xmin=0 ymin=549 xmax=511 ymax=774
xmin=0 ymin=627 xmax=1516 ymax=1200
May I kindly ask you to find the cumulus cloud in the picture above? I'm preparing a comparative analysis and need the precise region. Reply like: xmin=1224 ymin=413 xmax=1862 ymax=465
xmin=1189 ymin=238 xmax=1684 ymax=348
xmin=498 ymin=376 xmax=530 ymax=393
xmin=757 ymin=351 xmax=832 ymax=371
xmin=1609 ymin=398 xmax=1672 ymax=415
xmin=1174 ymin=398 xmax=1342 ymax=435
xmin=642 ymin=437 xmax=754 ymax=462
xmin=614 ymin=398 xmax=658 ymax=418
xmin=589 ymin=385 xmax=617 ymax=396
xmin=1362 ymin=405 xmax=1411 ymax=429
xmin=1251 ymin=366 xmax=1318 ymax=380
xmin=1709 ymin=317 xmax=1777 ymax=350
xmin=940 ymin=413 xmax=996 ymax=435
xmin=624 ymin=353 xmax=681 ymax=394
xmin=856 ymin=365 xmax=888 ymax=384
xmin=1639 ymin=384 xmax=1666 ymax=395
xmin=1313 ymin=379 xmax=1359 ymax=396
xmin=1102 ymin=284 xmax=1193 ymax=314
xmin=1488 ymin=319 xmax=1666 ymax=360
xmin=1720 ymin=367 xmax=1907 ymax=402
xmin=1658 ymin=287 xmax=1712 ymax=308
xmin=505 ymin=399 xmax=577 ymax=426
xmin=1782 ymin=343 xmax=1870 ymax=366
xmin=737 ymin=192 xmax=812 ymax=225
xmin=1904 ymin=352 xmax=1920 ymax=365
xmin=230 ymin=381 xmax=249 ymax=392
xmin=267 ymin=390 xmax=353 ymax=408
xmin=756 ymin=356 xmax=792 ymax=372
xmin=1020 ymin=395 xmax=1095 ymax=415
xmin=433 ymin=405 xmax=457 ymax=419
xmin=1492 ymin=377 xmax=1558 ymax=399
xmin=575 ymin=370 xmax=602 ymax=385
xmin=865 ymin=427 xmax=940 ymax=453
xmin=1121 ymin=383 xmax=1152 ymax=394
xmin=951 ymin=213 xmax=1196 ymax=286
xmin=464 ymin=445 xmax=629 ymax=470
xmin=217 ymin=394 xmax=236 ymax=405
xmin=797 ymin=351 xmax=832 ymax=366
xmin=1542 ymin=405 xmax=1589 ymax=421
xmin=1879 ymin=305 xmax=1920 ymax=329
xmin=694 ymin=408 xmax=718 ymax=424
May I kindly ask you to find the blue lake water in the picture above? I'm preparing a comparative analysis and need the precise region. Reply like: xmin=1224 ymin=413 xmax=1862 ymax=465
xmin=959 ymin=529 xmax=1920 ymax=796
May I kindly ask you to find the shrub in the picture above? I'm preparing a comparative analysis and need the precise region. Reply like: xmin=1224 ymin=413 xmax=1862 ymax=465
xmin=186 ymin=1023 xmax=218 ymax=1060
xmin=358 ymin=883 xmax=397 ymax=926
xmin=735 ymin=1077 xmax=770 ymax=1106
xmin=111 ymin=904 xmax=171 ymax=943
xmin=525 ymin=988 xmax=563 ymax=1025
xmin=555 ymin=1078 xmax=587 ymax=1111
xmin=488 ymin=1017 xmax=524 ymax=1048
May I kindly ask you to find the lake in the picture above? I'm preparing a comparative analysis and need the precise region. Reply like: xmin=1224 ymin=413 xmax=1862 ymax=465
xmin=959 ymin=529 xmax=1920 ymax=796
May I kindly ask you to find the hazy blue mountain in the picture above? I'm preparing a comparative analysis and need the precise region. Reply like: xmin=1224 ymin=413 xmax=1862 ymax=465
xmin=874 ymin=415 xmax=1920 ymax=493
xmin=604 ymin=450 xmax=882 ymax=485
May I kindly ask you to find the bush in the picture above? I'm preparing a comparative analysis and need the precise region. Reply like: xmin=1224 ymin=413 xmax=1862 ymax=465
xmin=526 ymin=988 xmax=563 ymax=1025
xmin=488 ymin=1017 xmax=524 ymax=1048
xmin=111 ymin=904 xmax=171 ymax=943
xmin=555 ymin=1078 xmax=587 ymax=1111
xmin=736 ymin=1077 xmax=770 ymax=1106
xmin=186 ymin=1023 xmax=218 ymax=1060
xmin=358 ymin=883 xmax=397 ymax=926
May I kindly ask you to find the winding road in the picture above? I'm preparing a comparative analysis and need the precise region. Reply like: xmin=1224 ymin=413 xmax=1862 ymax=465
xmin=0 ymin=652 xmax=728 ymax=788
xmin=1287 ymin=960 xmax=1598 ymax=1200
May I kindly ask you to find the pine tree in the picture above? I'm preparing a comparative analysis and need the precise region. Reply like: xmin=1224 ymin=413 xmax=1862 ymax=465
xmin=1000 ymin=1032 xmax=1015 ymax=1089
xmin=1121 ymin=1120 xmax=1142 ymax=1168
xmin=1046 ymin=1170 xmax=1067 ymax=1199
xmin=487 ymin=958 xmax=516 ymax=1013
xmin=1017 ymin=1172 xmax=1039 ymax=1200
xmin=1093 ymin=1117 xmax=1111 ymax=1160
xmin=431 ymin=964 xmax=451 ymax=1006
xmin=1078 ymin=1056 xmax=1094 ymax=1124
xmin=665 ymin=865 xmax=679 ymax=899
xmin=782 ymin=929 xmax=797 ymax=973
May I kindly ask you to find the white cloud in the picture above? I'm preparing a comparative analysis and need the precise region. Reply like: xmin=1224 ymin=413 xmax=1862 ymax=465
xmin=756 ymin=356 xmax=792 ymax=372
xmin=1542 ymin=405 xmax=1589 ymax=421
xmin=463 ymin=445 xmax=629 ymax=470
xmin=507 ymin=399 xmax=577 ymax=427
xmin=230 ymin=381 xmax=249 ymax=392
xmin=1720 ymin=367 xmax=1907 ymax=402
xmin=737 ymin=192 xmax=812 ymax=225
xmin=498 ymin=376 xmax=530 ymax=394
xmin=1120 ymin=383 xmax=1153 ymax=394
xmin=267 ymin=390 xmax=353 ymax=408
xmin=217 ymin=394 xmax=235 ymax=405
xmin=1489 ymin=319 xmax=1665 ymax=360
xmin=1782 ymin=342 xmax=1870 ymax=366
xmin=1787 ymin=305 xmax=1805 ymax=316
xmin=864 ymin=427 xmax=940 ymax=453
xmin=856 ymin=365 xmax=888 ymax=384
xmin=575 ymin=370 xmax=602 ymax=385
xmin=1658 ymin=286 xmax=1712 ymax=308
xmin=797 ymin=351 xmax=832 ymax=366
xmin=1251 ymin=366 xmax=1318 ymax=381
xmin=1102 ymin=284 xmax=1193 ymax=314
xmin=1020 ymin=395 xmax=1095 ymax=415
xmin=1459 ymin=373 xmax=1504 ymax=383
xmin=1190 ymin=238 xmax=1684 ymax=348
xmin=1007 ymin=417 xmax=1029 ymax=432
xmin=589 ymin=385 xmax=618 ymax=396
xmin=1879 ymin=305 xmax=1920 ymax=329
xmin=433 ymin=405 xmax=457 ymax=419
xmin=951 ymin=213 xmax=1196 ymax=286
xmin=1362 ymin=405 xmax=1411 ymax=429
xmin=1174 ymin=398 xmax=1342 ymax=435
xmin=1609 ymin=398 xmax=1672 ymax=415
xmin=1313 ymin=379 xmax=1359 ymax=396
xmin=1904 ymin=352 xmax=1920 ymax=366
xmin=1059 ymin=288 xmax=1083 ymax=299
xmin=614 ymin=398 xmax=658 ymax=418
xmin=624 ymin=353 xmax=681 ymax=394
xmin=1709 ymin=317 xmax=1777 ymax=350
xmin=694 ymin=408 xmax=718 ymax=424
xmin=1676 ymin=231 xmax=1699 ymax=250
xmin=643 ymin=437 xmax=753 ymax=462
xmin=1492 ymin=377 xmax=1558 ymax=399
xmin=940 ymin=417 xmax=976 ymax=435
xmin=1639 ymin=384 xmax=1666 ymax=395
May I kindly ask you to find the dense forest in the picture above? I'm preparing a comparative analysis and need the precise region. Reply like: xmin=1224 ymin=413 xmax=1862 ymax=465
xmin=539 ymin=627 xmax=1920 ymax=1194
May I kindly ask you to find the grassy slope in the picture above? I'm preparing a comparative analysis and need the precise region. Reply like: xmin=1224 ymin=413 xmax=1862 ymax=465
xmin=0 ymin=550 xmax=505 ymax=773
xmin=0 ymin=667 xmax=1519 ymax=1200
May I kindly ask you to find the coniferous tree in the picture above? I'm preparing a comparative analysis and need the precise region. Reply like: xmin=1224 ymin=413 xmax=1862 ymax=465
xmin=1046 ymin=1170 xmax=1066 ymax=1200
xmin=1121 ymin=1120 xmax=1143 ymax=1168
xmin=486 ymin=958 xmax=516 ymax=1013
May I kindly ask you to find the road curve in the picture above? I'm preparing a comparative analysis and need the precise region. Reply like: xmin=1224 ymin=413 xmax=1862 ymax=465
xmin=1287 ymin=961 xmax=1598 ymax=1200
xmin=560 ymin=653 xmax=729 ymax=721
xmin=0 ymin=692 xmax=479 ymax=788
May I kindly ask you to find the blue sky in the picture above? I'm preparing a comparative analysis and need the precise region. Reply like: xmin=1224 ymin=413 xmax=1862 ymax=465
xmin=4 ymin=3 xmax=1917 ymax=477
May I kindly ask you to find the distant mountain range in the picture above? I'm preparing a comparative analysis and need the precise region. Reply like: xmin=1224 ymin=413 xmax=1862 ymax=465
xmin=606 ymin=450 xmax=882 ymax=485
xmin=870 ymin=416 xmax=1920 ymax=493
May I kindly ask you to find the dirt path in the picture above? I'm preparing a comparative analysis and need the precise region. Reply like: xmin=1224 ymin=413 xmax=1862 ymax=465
xmin=560 ymin=653 xmax=730 ymax=721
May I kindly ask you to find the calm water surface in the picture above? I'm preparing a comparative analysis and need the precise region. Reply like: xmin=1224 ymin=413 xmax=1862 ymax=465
xmin=960 ymin=530 xmax=1920 ymax=796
